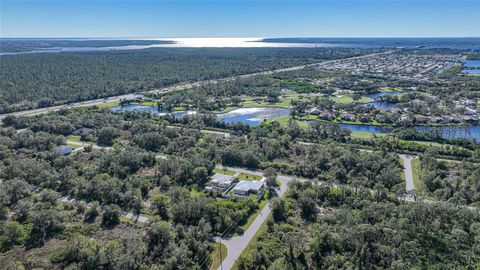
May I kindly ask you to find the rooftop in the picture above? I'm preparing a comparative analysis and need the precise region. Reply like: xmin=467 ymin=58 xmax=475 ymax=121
xmin=210 ymin=173 xmax=236 ymax=186
xmin=54 ymin=145 xmax=75 ymax=156
xmin=232 ymin=180 xmax=264 ymax=192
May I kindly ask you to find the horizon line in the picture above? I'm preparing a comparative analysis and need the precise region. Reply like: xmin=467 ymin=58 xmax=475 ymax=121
xmin=1 ymin=36 xmax=480 ymax=39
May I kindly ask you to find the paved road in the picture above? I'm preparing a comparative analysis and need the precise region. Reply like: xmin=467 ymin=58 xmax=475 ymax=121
xmin=148 ymin=51 xmax=390 ymax=96
xmin=215 ymin=166 xmax=292 ymax=270
xmin=399 ymin=154 xmax=415 ymax=192
xmin=0 ymin=51 xmax=390 ymax=121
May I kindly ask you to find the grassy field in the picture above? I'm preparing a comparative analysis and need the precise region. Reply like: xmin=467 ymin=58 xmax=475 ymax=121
xmin=140 ymin=101 xmax=157 ymax=107
xmin=213 ymin=168 xmax=236 ymax=176
xmin=241 ymin=98 xmax=295 ymax=108
xmin=270 ymin=115 xmax=310 ymax=129
xmin=66 ymin=143 xmax=83 ymax=149
xmin=67 ymin=135 xmax=81 ymax=142
xmin=209 ymin=242 xmax=228 ymax=270
xmin=173 ymin=106 xmax=186 ymax=111
xmin=238 ymin=173 xmax=262 ymax=181
xmin=96 ymin=101 xmax=120 ymax=108
xmin=411 ymin=158 xmax=423 ymax=192
xmin=329 ymin=95 xmax=373 ymax=104
xmin=350 ymin=131 xmax=386 ymax=139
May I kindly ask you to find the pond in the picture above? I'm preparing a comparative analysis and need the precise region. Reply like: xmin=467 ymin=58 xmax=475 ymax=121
xmin=337 ymin=123 xmax=480 ymax=141
xmin=217 ymin=107 xmax=291 ymax=126
xmin=363 ymin=91 xmax=400 ymax=110
xmin=365 ymin=91 xmax=401 ymax=100
xmin=111 ymin=104 xmax=197 ymax=118
xmin=363 ymin=102 xmax=395 ymax=110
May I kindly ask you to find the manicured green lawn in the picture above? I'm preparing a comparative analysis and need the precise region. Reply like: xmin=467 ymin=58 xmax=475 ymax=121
xmin=140 ymin=101 xmax=157 ymax=107
xmin=270 ymin=115 xmax=310 ymax=129
xmin=238 ymin=173 xmax=262 ymax=181
xmin=209 ymin=242 xmax=228 ymax=270
xmin=411 ymin=158 xmax=423 ymax=192
xmin=173 ymin=106 xmax=186 ymax=111
xmin=350 ymin=131 xmax=387 ymax=139
xmin=329 ymin=95 xmax=373 ymax=104
xmin=67 ymin=135 xmax=81 ymax=142
xmin=67 ymin=143 xmax=83 ymax=149
xmin=213 ymin=168 xmax=236 ymax=176
xmin=241 ymin=95 xmax=304 ymax=109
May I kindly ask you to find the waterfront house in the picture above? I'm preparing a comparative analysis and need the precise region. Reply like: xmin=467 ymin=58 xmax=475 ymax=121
xmin=307 ymin=107 xmax=321 ymax=115
xmin=341 ymin=113 xmax=356 ymax=122
xmin=415 ymin=115 xmax=429 ymax=124
xmin=319 ymin=111 xmax=335 ymax=121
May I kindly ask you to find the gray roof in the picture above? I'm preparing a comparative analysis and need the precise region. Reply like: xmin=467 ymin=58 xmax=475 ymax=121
xmin=210 ymin=173 xmax=236 ymax=186
xmin=73 ymin=127 xmax=94 ymax=136
xmin=232 ymin=180 xmax=264 ymax=192
xmin=54 ymin=145 xmax=74 ymax=156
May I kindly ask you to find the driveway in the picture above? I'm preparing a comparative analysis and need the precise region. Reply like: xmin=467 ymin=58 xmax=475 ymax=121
xmin=215 ymin=166 xmax=292 ymax=270
xmin=399 ymin=154 xmax=415 ymax=192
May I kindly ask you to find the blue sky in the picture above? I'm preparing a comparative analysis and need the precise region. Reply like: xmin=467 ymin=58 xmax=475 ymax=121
xmin=1 ymin=1 xmax=479 ymax=38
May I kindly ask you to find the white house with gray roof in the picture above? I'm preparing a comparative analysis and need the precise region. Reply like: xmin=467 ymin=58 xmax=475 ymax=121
xmin=206 ymin=173 xmax=237 ymax=193
xmin=232 ymin=180 xmax=265 ymax=196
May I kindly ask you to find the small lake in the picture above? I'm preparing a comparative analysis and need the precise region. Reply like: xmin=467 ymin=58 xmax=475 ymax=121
xmin=462 ymin=60 xmax=480 ymax=68
xmin=112 ymin=105 xmax=290 ymax=126
xmin=338 ymin=123 xmax=480 ymax=141
xmin=462 ymin=70 xmax=480 ymax=75
xmin=217 ymin=107 xmax=290 ymax=126
xmin=111 ymin=104 xmax=197 ymax=118
xmin=460 ymin=60 xmax=480 ymax=75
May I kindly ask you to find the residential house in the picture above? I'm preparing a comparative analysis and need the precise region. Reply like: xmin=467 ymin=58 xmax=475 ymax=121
xmin=232 ymin=180 xmax=265 ymax=196
xmin=72 ymin=127 xmax=94 ymax=136
xmin=54 ymin=145 xmax=74 ymax=156
xmin=341 ymin=113 xmax=356 ymax=122
xmin=308 ymin=107 xmax=321 ymax=115
xmin=206 ymin=173 xmax=237 ymax=193
xmin=415 ymin=115 xmax=429 ymax=124
xmin=319 ymin=111 xmax=335 ymax=121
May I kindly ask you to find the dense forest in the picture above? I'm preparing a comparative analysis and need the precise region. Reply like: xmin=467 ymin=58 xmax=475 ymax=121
xmin=3 ymin=107 xmax=466 ymax=268
xmin=0 ymin=48 xmax=373 ymax=113
xmin=0 ymin=39 xmax=174 ymax=53
xmin=237 ymin=181 xmax=480 ymax=269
